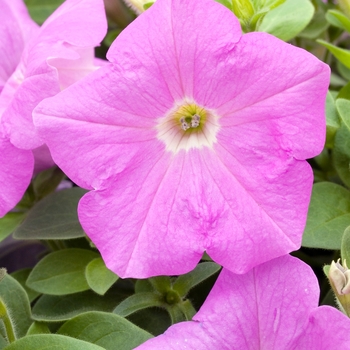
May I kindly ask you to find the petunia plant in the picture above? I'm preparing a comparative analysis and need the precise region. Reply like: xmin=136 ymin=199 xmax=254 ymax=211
xmin=34 ymin=0 xmax=328 ymax=278
xmin=1 ymin=0 xmax=350 ymax=348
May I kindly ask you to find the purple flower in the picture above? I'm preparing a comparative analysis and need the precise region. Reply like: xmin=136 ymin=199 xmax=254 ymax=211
xmin=0 ymin=0 xmax=107 ymax=216
xmin=135 ymin=255 xmax=350 ymax=349
xmin=34 ymin=0 xmax=329 ymax=277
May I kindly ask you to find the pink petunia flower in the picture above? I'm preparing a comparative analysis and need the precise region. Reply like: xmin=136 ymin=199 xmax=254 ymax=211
xmin=0 ymin=0 xmax=36 ymax=217
xmin=34 ymin=0 xmax=330 ymax=277
xmin=0 ymin=0 xmax=107 ymax=216
xmin=135 ymin=255 xmax=350 ymax=349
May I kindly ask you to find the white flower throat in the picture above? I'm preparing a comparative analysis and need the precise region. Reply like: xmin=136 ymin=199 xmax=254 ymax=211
xmin=156 ymin=101 xmax=220 ymax=153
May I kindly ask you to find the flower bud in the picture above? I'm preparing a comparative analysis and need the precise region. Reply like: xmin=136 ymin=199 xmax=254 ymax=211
xmin=329 ymin=259 xmax=350 ymax=294
xmin=328 ymin=259 xmax=350 ymax=317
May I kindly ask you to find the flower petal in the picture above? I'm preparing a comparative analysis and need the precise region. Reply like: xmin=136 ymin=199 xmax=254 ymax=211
xmin=3 ymin=0 xmax=107 ymax=150
xmin=136 ymin=255 xmax=324 ymax=349
xmin=0 ymin=135 xmax=33 ymax=217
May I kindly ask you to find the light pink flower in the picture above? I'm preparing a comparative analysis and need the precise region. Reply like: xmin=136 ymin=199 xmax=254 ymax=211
xmin=0 ymin=0 xmax=107 ymax=216
xmin=1 ymin=0 xmax=107 ymax=151
xmin=135 ymin=255 xmax=350 ymax=350
xmin=34 ymin=0 xmax=329 ymax=278
xmin=0 ymin=0 xmax=36 ymax=217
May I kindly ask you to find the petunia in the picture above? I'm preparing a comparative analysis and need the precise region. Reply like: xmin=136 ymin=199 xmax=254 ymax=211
xmin=0 ymin=0 xmax=107 ymax=216
xmin=1 ymin=0 xmax=107 ymax=151
xmin=135 ymin=255 xmax=350 ymax=349
xmin=0 ymin=0 xmax=36 ymax=217
xmin=34 ymin=0 xmax=330 ymax=278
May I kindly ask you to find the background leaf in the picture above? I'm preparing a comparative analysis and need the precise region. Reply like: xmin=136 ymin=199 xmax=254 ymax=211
xmin=302 ymin=182 xmax=350 ymax=249
xmin=57 ymin=311 xmax=152 ymax=349
xmin=85 ymin=258 xmax=119 ymax=295
xmin=0 ymin=274 xmax=32 ymax=339
xmin=14 ymin=188 xmax=87 ymax=240
xmin=173 ymin=262 xmax=221 ymax=297
xmin=0 ymin=213 xmax=26 ymax=243
xmin=10 ymin=269 xmax=40 ymax=303
xmin=23 ymin=0 xmax=65 ymax=24
xmin=113 ymin=292 xmax=164 ymax=317
xmin=341 ymin=226 xmax=350 ymax=263
xmin=26 ymin=249 xmax=99 ymax=295
xmin=3 ymin=334 xmax=104 ymax=350
xmin=32 ymin=288 xmax=126 ymax=322
xmin=333 ymin=99 xmax=350 ymax=187
xmin=257 ymin=0 xmax=314 ymax=41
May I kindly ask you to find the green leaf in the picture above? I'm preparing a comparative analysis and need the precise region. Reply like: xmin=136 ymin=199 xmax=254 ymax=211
xmin=173 ymin=262 xmax=221 ymax=297
xmin=103 ymin=29 xmax=122 ymax=47
xmin=32 ymin=288 xmax=125 ymax=322
xmin=0 ymin=213 xmax=26 ymax=243
xmin=341 ymin=226 xmax=350 ymax=263
xmin=32 ymin=167 xmax=65 ymax=200
xmin=143 ymin=2 xmax=154 ymax=10
xmin=325 ymin=91 xmax=340 ymax=148
xmin=215 ymin=0 xmax=233 ymax=11
xmin=3 ymin=334 xmax=104 ymax=350
xmin=85 ymin=258 xmax=119 ymax=296
xmin=302 ymin=182 xmax=350 ymax=249
xmin=337 ymin=81 xmax=350 ymax=101
xmin=24 ymin=0 xmax=65 ymax=25
xmin=318 ymin=40 xmax=350 ymax=69
xmin=333 ymin=99 xmax=350 ymax=187
xmin=299 ymin=5 xmax=329 ymax=39
xmin=325 ymin=9 xmax=350 ymax=33
xmin=257 ymin=0 xmax=314 ymax=41
xmin=10 ymin=269 xmax=40 ymax=303
xmin=14 ymin=188 xmax=87 ymax=240
xmin=135 ymin=279 xmax=153 ymax=293
xmin=128 ymin=308 xmax=170 ymax=336
xmin=0 ymin=274 xmax=32 ymax=339
xmin=27 ymin=249 xmax=99 ymax=295
xmin=0 ymin=336 xmax=7 ymax=349
xmin=57 ymin=311 xmax=152 ymax=350
xmin=26 ymin=322 xmax=50 ymax=336
xmin=113 ymin=292 xmax=164 ymax=317
xmin=337 ymin=60 xmax=350 ymax=81
xmin=149 ymin=276 xmax=171 ymax=294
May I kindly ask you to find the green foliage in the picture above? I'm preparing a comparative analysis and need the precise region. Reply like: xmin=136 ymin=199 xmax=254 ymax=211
xmin=32 ymin=288 xmax=126 ymax=322
xmin=0 ymin=213 xmax=26 ymax=244
xmin=325 ymin=91 xmax=340 ymax=148
xmin=85 ymin=258 xmax=119 ymax=295
xmin=114 ymin=292 xmax=165 ymax=317
xmin=173 ymin=262 xmax=221 ymax=297
xmin=326 ymin=9 xmax=350 ymax=33
xmin=10 ymin=269 xmax=40 ymax=303
xmin=24 ymin=0 xmax=65 ymax=24
xmin=26 ymin=322 xmax=50 ymax=336
xmin=257 ymin=0 xmax=314 ymax=41
xmin=0 ymin=273 xmax=32 ymax=340
xmin=14 ymin=188 xmax=87 ymax=240
xmin=318 ymin=40 xmax=350 ymax=69
xmin=3 ymin=334 xmax=105 ymax=350
xmin=333 ymin=99 xmax=350 ymax=187
xmin=32 ymin=167 xmax=65 ymax=201
xmin=57 ymin=312 xmax=153 ymax=349
xmin=26 ymin=249 xmax=99 ymax=295
xmin=341 ymin=226 xmax=350 ymax=263
xmin=302 ymin=182 xmax=350 ymax=249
